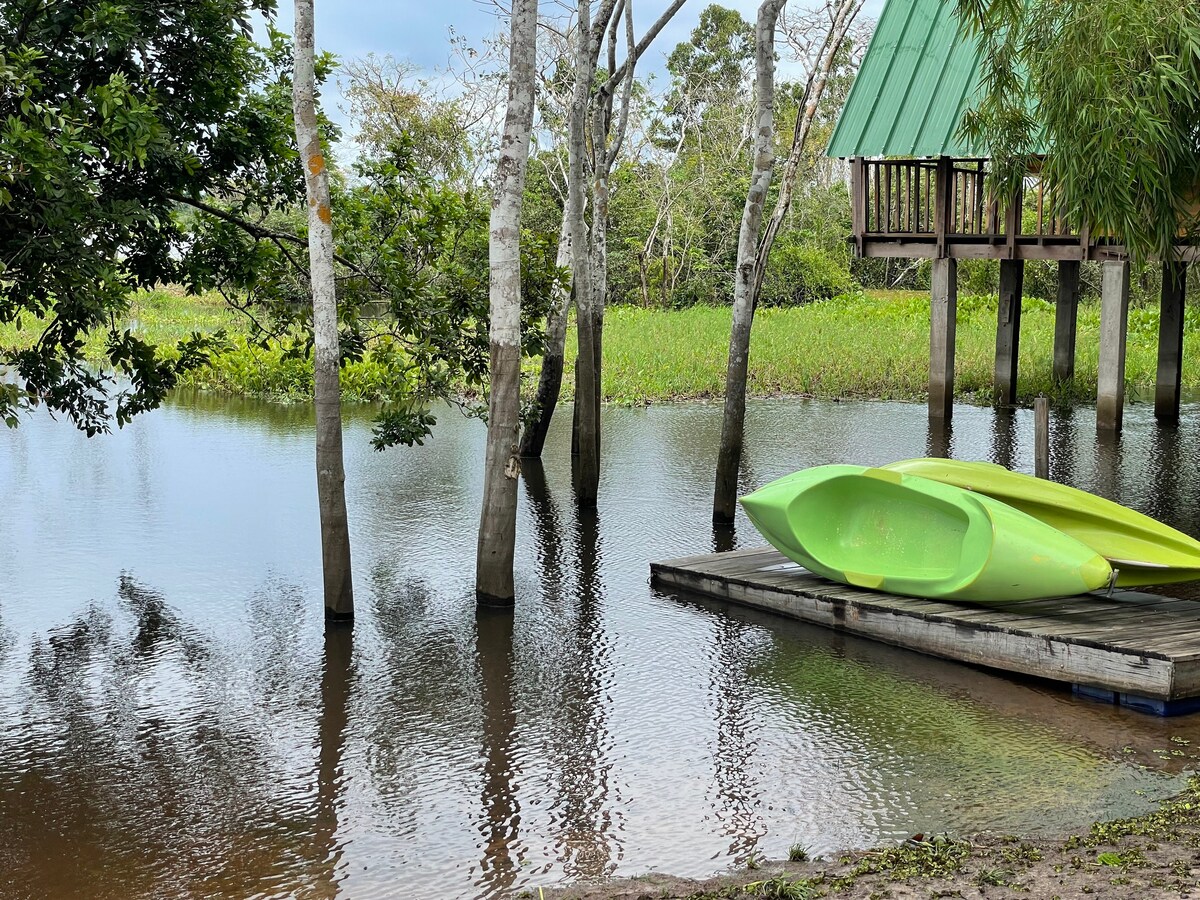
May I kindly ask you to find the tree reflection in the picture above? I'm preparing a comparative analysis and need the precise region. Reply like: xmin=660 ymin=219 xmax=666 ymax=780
xmin=524 ymin=467 xmax=619 ymax=879
xmin=708 ymin=614 xmax=766 ymax=862
xmin=313 ymin=623 xmax=353 ymax=898
xmin=474 ymin=604 xmax=522 ymax=895
xmin=0 ymin=576 xmax=326 ymax=899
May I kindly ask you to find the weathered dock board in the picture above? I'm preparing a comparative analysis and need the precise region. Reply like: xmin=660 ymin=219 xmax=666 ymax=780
xmin=651 ymin=546 xmax=1200 ymax=715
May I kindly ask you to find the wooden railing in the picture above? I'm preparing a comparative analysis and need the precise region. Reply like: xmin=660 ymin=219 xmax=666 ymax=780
xmin=850 ymin=157 xmax=1084 ymax=257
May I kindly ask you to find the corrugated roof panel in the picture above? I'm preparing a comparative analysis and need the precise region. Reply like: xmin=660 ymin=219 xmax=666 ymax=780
xmin=826 ymin=0 xmax=984 ymax=158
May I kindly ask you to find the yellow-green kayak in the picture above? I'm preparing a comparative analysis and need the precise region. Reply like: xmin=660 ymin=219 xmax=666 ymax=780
xmin=884 ymin=458 xmax=1200 ymax=587
xmin=740 ymin=465 xmax=1112 ymax=603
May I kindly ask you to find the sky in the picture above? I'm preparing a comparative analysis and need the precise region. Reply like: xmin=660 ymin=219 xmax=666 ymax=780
xmin=271 ymin=0 xmax=887 ymax=135
xmin=276 ymin=1 xmax=876 ymax=75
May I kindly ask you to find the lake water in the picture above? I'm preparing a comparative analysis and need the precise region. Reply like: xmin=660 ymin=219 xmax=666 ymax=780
xmin=3 ymin=393 xmax=1200 ymax=899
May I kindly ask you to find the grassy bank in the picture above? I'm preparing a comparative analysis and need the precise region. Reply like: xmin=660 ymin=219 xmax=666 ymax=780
xmin=3 ymin=287 xmax=1194 ymax=406
xmin=567 ymin=291 xmax=1197 ymax=406
xmin=0 ymin=288 xmax=418 ymax=403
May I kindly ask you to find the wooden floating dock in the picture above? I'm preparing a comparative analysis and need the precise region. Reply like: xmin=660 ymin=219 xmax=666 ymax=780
xmin=651 ymin=546 xmax=1200 ymax=716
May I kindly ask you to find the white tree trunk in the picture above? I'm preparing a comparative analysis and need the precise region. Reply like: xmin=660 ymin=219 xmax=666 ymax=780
xmin=476 ymin=0 xmax=539 ymax=604
xmin=713 ymin=0 xmax=787 ymax=523
xmin=754 ymin=0 xmax=864 ymax=299
xmin=293 ymin=0 xmax=353 ymax=620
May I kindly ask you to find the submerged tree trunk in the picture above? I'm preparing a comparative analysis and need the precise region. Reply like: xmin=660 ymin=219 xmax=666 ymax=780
xmin=476 ymin=0 xmax=539 ymax=605
xmin=713 ymin=0 xmax=787 ymax=524
xmin=568 ymin=0 xmax=617 ymax=507
xmin=293 ymin=0 xmax=353 ymax=620
xmin=519 ymin=210 xmax=572 ymax=458
xmin=572 ymin=0 xmax=685 ymax=506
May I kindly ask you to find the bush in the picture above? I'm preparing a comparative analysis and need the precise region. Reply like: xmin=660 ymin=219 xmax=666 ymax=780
xmin=759 ymin=243 xmax=855 ymax=306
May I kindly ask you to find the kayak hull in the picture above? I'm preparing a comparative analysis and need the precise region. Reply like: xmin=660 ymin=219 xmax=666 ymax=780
xmin=884 ymin=458 xmax=1200 ymax=587
xmin=740 ymin=465 xmax=1112 ymax=603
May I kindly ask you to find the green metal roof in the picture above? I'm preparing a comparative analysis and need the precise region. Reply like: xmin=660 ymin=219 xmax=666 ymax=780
xmin=827 ymin=0 xmax=985 ymax=158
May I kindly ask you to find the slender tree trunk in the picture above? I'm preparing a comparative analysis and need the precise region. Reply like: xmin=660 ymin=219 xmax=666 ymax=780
xmin=753 ymin=0 xmax=864 ymax=299
xmin=570 ymin=0 xmax=685 ymax=506
xmin=519 ymin=210 xmax=573 ymax=458
xmin=293 ymin=0 xmax=353 ymax=620
xmin=476 ymin=0 xmax=539 ymax=605
xmin=569 ymin=0 xmax=617 ymax=507
xmin=589 ymin=151 xmax=610 ymax=471
xmin=713 ymin=0 xmax=787 ymax=524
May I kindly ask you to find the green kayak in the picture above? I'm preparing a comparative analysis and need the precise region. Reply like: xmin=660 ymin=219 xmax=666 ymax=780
xmin=740 ymin=465 xmax=1113 ymax=603
xmin=884 ymin=458 xmax=1200 ymax=587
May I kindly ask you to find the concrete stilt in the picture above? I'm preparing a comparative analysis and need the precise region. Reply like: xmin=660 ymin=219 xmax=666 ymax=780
xmin=1053 ymin=260 xmax=1080 ymax=384
xmin=994 ymin=259 xmax=1024 ymax=406
xmin=1155 ymin=261 xmax=1188 ymax=423
xmin=1097 ymin=260 xmax=1131 ymax=432
xmin=929 ymin=257 xmax=957 ymax=419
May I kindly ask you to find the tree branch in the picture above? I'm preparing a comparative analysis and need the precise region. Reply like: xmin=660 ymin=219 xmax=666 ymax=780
xmin=605 ymin=0 xmax=689 ymax=90
xmin=166 ymin=193 xmax=388 ymax=294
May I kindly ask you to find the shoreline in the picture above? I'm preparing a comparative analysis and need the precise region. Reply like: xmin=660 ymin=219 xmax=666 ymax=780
xmin=538 ymin=777 xmax=1200 ymax=899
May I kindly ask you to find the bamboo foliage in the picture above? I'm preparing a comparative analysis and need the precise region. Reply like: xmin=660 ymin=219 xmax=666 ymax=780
xmin=958 ymin=0 xmax=1200 ymax=263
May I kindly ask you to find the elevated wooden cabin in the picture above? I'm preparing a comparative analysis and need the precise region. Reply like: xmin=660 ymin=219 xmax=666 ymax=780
xmin=827 ymin=0 xmax=1195 ymax=431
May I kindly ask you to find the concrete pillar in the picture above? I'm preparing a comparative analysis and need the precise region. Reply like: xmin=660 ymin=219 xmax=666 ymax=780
xmin=1053 ymin=260 xmax=1080 ymax=383
xmin=929 ymin=257 xmax=957 ymax=420
xmin=1155 ymin=261 xmax=1188 ymax=423
xmin=994 ymin=259 xmax=1024 ymax=406
xmin=1097 ymin=260 xmax=1131 ymax=432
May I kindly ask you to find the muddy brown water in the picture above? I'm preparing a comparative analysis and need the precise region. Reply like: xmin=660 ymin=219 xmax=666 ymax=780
xmin=3 ymin=394 xmax=1200 ymax=899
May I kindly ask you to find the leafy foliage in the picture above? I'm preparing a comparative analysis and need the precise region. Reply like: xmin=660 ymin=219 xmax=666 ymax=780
xmin=187 ymin=136 xmax=562 ymax=449
xmin=958 ymin=0 xmax=1200 ymax=263
xmin=0 ymin=0 xmax=297 ymax=433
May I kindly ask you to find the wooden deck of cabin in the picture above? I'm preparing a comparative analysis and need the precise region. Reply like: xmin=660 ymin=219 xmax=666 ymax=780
xmin=651 ymin=546 xmax=1200 ymax=715
xmin=845 ymin=156 xmax=1196 ymax=432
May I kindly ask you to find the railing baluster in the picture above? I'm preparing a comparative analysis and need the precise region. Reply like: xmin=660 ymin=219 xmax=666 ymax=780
xmin=873 ymin=163 xmax=881 ymax=233
xmin=1036 ymin=179 xmax=1045 ymax=235
xmin=974 ymin=162 xmax=985 ymax=234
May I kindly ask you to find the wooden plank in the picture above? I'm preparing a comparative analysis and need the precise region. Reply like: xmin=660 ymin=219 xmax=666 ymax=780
xmin=923 ymin=166 xmax=932 ymax=233
xmin=1155 ymin=261 xmax=1187 ymax=423
xmin=850 ymin=157 xmax=866 ymax=256
xmin=1097 ymin=260 xmax=1131 ymax=431
xmin=1004 ymin=187 xmax=1022 ymax=258
xmin=651 ymin=548 xmax=1200 ymax=701
xmin=1053 ymin=260 xmax=1080 ymax=383
xmin=654 ymin=564 xmax=1177 ymax=698
xmin=1034 ymin=396 xmax=1049 ymax=478
xmin=873 ymin=163 xmax=881 ymax=233
xmin=993 ymin=259 xmax=1025 ymax=406
xmin=929 ymin=257 xmax=957 ymax=420
xmin=882 ymin=164 xmax=890 ymax=233
xmin=859 ymin=240 xmax=1099 ymax=262
xmin=934 ymin=156 xmax=951 ymax=257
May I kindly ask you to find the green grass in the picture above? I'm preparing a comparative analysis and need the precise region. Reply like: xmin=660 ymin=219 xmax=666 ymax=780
xmin=0 ymin=287 xmax=242 ymax=360
xmin=561 ymin=291 xmax=1198 ymax=406
xmin=4 ymin=286 xmax=1194 ymax=406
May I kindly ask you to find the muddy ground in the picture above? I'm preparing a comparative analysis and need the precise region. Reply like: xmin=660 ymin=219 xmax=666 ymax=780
xmin=534 ymin=779 xmax=1200 ymax=900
